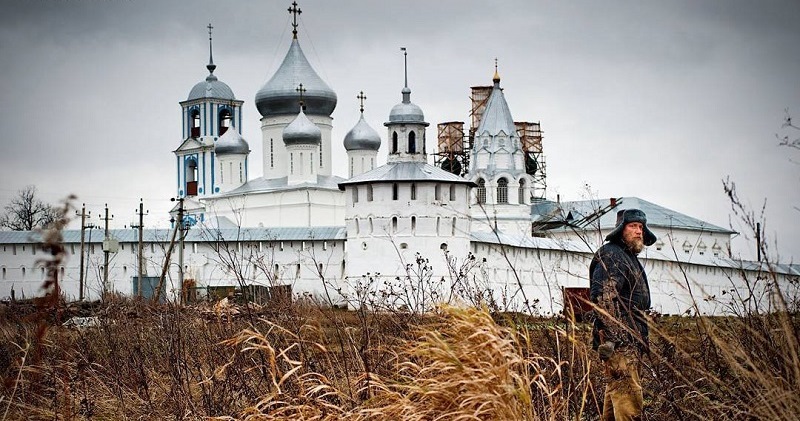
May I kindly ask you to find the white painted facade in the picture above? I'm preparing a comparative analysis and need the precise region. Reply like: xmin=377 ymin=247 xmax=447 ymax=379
xmin=3 ymin=6 xmax=798 ymax=318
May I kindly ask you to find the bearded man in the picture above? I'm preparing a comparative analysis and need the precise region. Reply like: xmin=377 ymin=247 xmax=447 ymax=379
xmin=589 ymin=208 xmax=656 ymax=421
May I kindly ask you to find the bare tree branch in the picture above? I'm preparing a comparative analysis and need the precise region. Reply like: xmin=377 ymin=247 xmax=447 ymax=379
xmin=0 ymin=185 xmax=59 ymax=231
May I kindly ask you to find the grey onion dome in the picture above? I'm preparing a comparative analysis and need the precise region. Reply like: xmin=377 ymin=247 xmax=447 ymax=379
xmin=344 ymin=114 xmax=381 ymax=151
xmin=255 ymin=39 xmax=337 ymax=118
xmin=283 ymin=107 xmax=321 ymax=146
xmin=215 ymin=124 xmax=249 ymax=155
xmin=188 ymin=65 xmax=236 ymax=101
xmin=386 ymin=86 xmax=428 ymax=126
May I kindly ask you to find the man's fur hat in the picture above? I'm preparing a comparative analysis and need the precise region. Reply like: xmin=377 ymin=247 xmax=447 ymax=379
xmin=605 ymin=208 xmax=657 ymax=246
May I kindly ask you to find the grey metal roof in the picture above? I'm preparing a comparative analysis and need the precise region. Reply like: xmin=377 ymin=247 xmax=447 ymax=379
xmin=339 ymin=161 xmax=477 ymax=188
xmin=255 ymin=39 xmax=337 ymax=118
xmin=471 ymin=231 xmax=591 ymax=253
xmin=476 ymin=80 xmax=516 ymax=137
xmin=344 ymin=114 xmax=381 ymax=151
xmin=214 ymin=125 xmax=249 ymax=155
xmin=533 ymin=197 xmax=735 ymax=234
xmin=283 ymin=108 xmax=321 ymax=146
xmin=0 ymin=226 xmax=346 ymax=244
xmin=386 ymin=87 xmax=428 ymax=126
xmin=211 ymin=174 xmax=346 ymax=198
xmin=188 ymin=73 xmax=236 ymax=101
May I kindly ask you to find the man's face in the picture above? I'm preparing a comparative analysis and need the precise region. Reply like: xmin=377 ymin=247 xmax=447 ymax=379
xmin=622 ymin=222 xmax=644 ymax=254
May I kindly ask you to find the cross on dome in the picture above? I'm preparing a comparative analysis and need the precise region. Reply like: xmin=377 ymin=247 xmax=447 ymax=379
xmin=288 ymin=1 xmax=302 ymax=39
xmin=357 ymin=91 xmax=367 ymax=113
xmin=296 ymin=83 xmax=307 ymax=108
xmin=206 ymin=23 xmax=216 ymax=74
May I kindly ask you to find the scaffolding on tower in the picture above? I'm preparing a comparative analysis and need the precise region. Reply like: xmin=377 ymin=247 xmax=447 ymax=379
xmin=515 ymin=121 xmax=546 ymax=201
xmin=435 ymin=85 xmax=547 ymax=202
xmin=433 ymin=86 xmax=493 ymax=176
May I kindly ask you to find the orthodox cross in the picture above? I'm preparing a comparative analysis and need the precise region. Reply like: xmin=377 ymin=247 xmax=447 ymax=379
xmin=357 ymin=91 xmax=367 ymax=113
xmin=296 ymin=83 xmax=306 ymax=109
xmin=288 ymin=1 xmax=302 ymax=39
xmin=207 ymin=23 xmax=216 ymax=72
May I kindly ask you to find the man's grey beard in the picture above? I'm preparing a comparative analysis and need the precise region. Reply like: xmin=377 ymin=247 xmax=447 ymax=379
xmin=626 ymin=238 xmax=644 ymax=254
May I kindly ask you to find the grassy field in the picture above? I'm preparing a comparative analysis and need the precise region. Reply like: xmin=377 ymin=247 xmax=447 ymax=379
xmin=0 ymin=293 xmax=797 ymax=421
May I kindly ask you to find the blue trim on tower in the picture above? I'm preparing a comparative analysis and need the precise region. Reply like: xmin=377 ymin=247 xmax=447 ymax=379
xmin=182 ymin=108 xmax=186 ymax=139
xmin=176 ymin=155 xmax=180 ymax=195
xmin=202 ymin=150 xmax=207 ymax=196
xmin=210 ymin=152 xmax=215 ymax=194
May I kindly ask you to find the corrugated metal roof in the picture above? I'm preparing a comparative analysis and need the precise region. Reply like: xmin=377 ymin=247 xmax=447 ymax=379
xmin=340 ymin=162 xmax=476 ymax=188
xmin=533 ymin=197 xmax=734 ymax=234
xmin=211 ymin=174 xmax=346 ymax=198
xmin=0 ymin=226 xmax=347 ymax=244
xmin=471 ymin=231 xmax=591 ymax=253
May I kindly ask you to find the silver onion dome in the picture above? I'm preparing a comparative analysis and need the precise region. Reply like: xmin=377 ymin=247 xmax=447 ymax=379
xmin=386 ymin=87 xmax=427 ymax=125
xmin=215 ymin=124 xmax=249 ymax=155
xmin=188 ymin=64 xmax=236 ymax=101
xmin=344 ymin=114 xmax=381 ymax=151
xmin=283 ymin=107 xmax=321 ymax=146
xmin=255 ymin=39 xmax=337 ymax=118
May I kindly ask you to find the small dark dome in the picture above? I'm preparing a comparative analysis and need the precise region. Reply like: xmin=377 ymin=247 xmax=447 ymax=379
xmin=283 ymin=108 xmax=321 ymax=146
xmin=255 ymin=39 xmax=337 ymax=118
xmin=215 ymin=125 xmax=249 ymax=155
xmin=344 ymin=115 xmax=381 ymax=151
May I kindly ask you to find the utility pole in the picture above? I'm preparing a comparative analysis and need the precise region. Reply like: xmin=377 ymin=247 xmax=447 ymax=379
xmin=76 ymin=204 xmax=90 ymax=301
xmin=130 ymin=199 xmax=148 ymax=297
xmin=100 ymin=204 xmax=114 ymax=296
xmin=155 ymin=197 xmax=183 ymax=304
xmin=177 ymin=198 xmax=186 ymax=305
xmin=84 ymin=222 xmax=96 ymax=300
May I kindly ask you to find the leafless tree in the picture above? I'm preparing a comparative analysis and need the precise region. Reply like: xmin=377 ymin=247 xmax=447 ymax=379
xmin=0 ymin=185 xmax=59 ymax=231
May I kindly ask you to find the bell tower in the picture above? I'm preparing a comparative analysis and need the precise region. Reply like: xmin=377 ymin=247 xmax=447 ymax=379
xmin=175 ymin=24 xmax=244 ymax=198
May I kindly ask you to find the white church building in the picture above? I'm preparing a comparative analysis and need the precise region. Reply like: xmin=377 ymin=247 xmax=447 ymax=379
xmin=1 ymin=4 xmax=797 ymax=316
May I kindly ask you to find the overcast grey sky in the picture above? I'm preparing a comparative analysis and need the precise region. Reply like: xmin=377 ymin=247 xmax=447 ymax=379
xmin=0 ymin=0 xmax=798 ymax=262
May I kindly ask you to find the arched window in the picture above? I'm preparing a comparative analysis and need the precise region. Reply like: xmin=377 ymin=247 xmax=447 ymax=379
xmin=476 ymin=178 xmax=486 ymax=204
xmin=352 ymin=186 xmax=359 ymax=203
xmin=392 ymin=132 xmax=399 ymax=153
xmin=436 ymin=217 xmax=441 ymax=236
xmin=392 ymin=183 xmax=399 ymax=200
xmin=497 ymin=178 xmax=508 ymax=204
xmin=218 ymin=108 xmax=232 ymax=135
xmin=411 ymin=216 xmax=417 ymax=235
xmin=185 ymin=158 xmax=198 ymax=196
xmin=367 ymin=185 xmax=374 ymax=202
xmin=451 ymin=217 xmax=457 ymax=235
xmin=518 ymin=179 xmax=527 ymax=204
xmin=355 ymin=218 xmax=360 ymax=235
xmin=392 ymin=216 xmax=398 ymax=233
xmin=408 ymin=131 xmax=416 ymax=153
xmin=410 ymin=183 xmax=417 ymax=200
xmin=435 ymin=184 xmax=441 ymax=200
xmin=190 ymin=109 xmax=201 ymax=137
xmin=450 ymin=184 xmax=456 ymax=201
